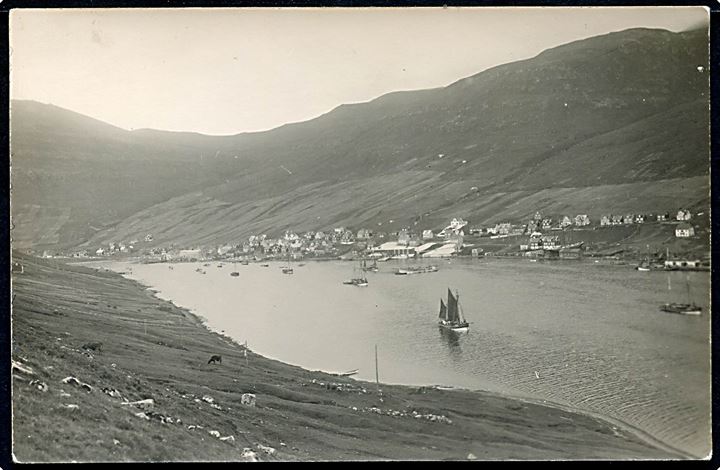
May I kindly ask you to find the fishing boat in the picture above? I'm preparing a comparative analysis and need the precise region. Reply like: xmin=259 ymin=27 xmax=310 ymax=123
xmin=660 ymin=303 xmax=702 ymax=315
xmin=230 ymin=271 xmax=240 ymax=277
xmin=363 ymin=258 xmax=379 ymax=273
xmin=659 ymin=274 xmax=702 ymax=315
xmin=637 ymin=261 xmax=651 ymax=272
xmin=396 ymin=265 xmax=438 ymax=275
xmin=260 ymin=264 xmax=270 ymax=267
xmin=343 ymin=257 xmax=368 ymax=286
xmin=637 ymin=245 xmax=651 ymax=271
xmin=438 ymin=288 xmax=469 ymax=332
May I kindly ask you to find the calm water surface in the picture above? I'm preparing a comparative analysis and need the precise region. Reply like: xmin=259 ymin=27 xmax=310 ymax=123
xmin=101 ymin=258 xmax=710 ymax=457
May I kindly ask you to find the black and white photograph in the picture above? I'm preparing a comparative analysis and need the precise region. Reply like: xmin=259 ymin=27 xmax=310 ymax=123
xmin=8 ymin=5 xmax=712 ymax=462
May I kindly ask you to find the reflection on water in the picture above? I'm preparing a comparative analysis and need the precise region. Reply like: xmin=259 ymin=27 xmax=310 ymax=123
xmin=99 ymin=258 xmax=710 ymax=458
xmin=438 ymin=326 xmax=463 ymax=354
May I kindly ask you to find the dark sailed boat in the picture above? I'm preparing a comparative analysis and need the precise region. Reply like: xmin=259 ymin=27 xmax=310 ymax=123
xmin=438 ymin=288 xmax=469 ymax=332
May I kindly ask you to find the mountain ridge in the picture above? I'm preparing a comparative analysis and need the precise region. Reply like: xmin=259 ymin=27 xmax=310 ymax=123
xmin=10 ymin=26 xmax=710 ymax=250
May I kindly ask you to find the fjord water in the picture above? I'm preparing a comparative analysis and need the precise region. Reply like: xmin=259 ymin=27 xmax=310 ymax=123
xmin=108 ymin=259 xmax=709 ymax=457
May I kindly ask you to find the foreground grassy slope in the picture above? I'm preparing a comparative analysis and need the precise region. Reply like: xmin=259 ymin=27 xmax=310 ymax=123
xmin=10 ymin=254 xmax=681 ymax=461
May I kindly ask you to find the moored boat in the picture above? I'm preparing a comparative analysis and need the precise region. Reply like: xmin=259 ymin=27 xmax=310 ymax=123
xmin=396 ymin=265 xmax=438 ymax=275
xmin=363 ymin=258 xmax=379 ymax=272
xmin=343 ymin=256 xmax=369 ymax=286
xmin=659 ymin=274 xmax=702 ymax=316
xmin=659 ymin=303 xmax=702 ymax=315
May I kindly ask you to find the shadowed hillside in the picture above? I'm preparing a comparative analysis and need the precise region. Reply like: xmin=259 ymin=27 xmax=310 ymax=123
xmin=10 ymin=27 xmax=709 ymax=250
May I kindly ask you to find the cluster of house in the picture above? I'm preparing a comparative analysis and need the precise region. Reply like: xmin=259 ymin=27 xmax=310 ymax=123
xmin=86 ymin=234 xmax=157 ymax=257
xmin=599 ymin=209 xmax=697 ymax=237
xmin=468 ymin=208 xmax=699 ymax=241
xmin=599 ymin=209 xmax=692 ymax=226
xmin=130 ymin=219 xmax=473 ymax=262
xmin=466 ymin=212 xmax=591 ymax=239
xmin=71 ymin=205 xmax=700 ymax=261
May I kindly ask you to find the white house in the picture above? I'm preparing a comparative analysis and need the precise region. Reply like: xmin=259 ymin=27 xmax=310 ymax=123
xmin=356 ymin=229 xmax=373 ymax=240
xmin=422 ymin=229 xmax=434 ymax=240
xmin=541 ymin=235 xmax=561 ymax=250
xmin=574 ymin=214 xmax=590 ymax=227
xmin=675 ymin=223 xmax=695 ymax=238
xmin=493 ymin=222 xmax=512 ymax=236
xmin=438 ymin=217 xmax=468 ymax=238
xmin=676 ymin=209 xmax=692 ymax=221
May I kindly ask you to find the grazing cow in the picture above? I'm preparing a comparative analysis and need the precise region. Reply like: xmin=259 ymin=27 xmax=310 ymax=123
xmin=208 ymin=355 xmax=222 ymax=365
xmin=82 ymin=342 xmax=103 ymax=352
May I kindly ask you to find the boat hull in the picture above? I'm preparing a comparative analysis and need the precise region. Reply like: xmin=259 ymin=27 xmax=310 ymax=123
xmin=396 ymin=266 xmax=438 ymax=275
xmin=438 ymin=321 xmax=469 ymax=333
xmin=659 ymin=303 xmax=702 ymax=315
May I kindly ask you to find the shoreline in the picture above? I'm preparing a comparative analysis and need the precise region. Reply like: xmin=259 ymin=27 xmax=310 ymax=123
xmin=12 ymin=253 xmax=692 ymax=461
xmin=79 ymin=257 xmax=701 ymax=459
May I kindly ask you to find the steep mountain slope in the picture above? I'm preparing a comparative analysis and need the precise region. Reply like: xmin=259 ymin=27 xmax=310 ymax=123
xmin=10 ymin=27 xmax=709 ymax=250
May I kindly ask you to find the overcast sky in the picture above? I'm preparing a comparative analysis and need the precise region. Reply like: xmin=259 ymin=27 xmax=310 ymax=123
xmin=10 ymin=7 xmax=708 ymax=135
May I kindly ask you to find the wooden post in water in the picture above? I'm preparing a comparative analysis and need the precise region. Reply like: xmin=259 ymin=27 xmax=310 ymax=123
xmin=375 ymin=344 xmax=380 ymax=393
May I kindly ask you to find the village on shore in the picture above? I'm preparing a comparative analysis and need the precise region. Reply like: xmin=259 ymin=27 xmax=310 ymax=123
xmin=26 ymin=207 xmax=709 ymax=271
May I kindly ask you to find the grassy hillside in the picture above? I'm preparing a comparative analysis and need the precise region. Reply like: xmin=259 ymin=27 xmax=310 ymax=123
xmin=11 ymin=27 xmax=709 ymax=250
xmin=11 ymin=253 xmax=683 ymax=461
xmin=79 ymin=174 xmax=709 ymax=251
